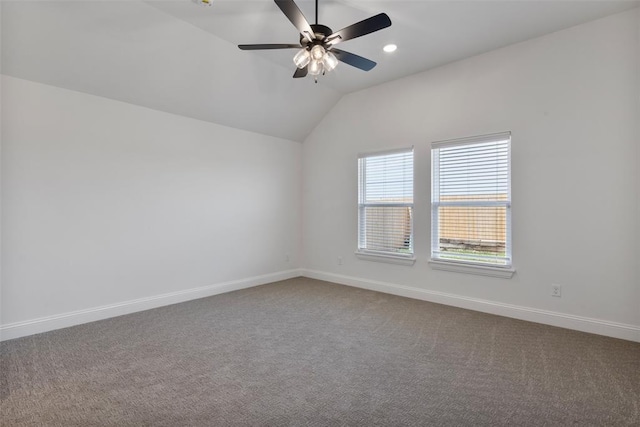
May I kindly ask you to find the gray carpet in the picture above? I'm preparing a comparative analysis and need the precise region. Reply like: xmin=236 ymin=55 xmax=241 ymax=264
xmin=1 ymin=278 xmax=639 ymax=426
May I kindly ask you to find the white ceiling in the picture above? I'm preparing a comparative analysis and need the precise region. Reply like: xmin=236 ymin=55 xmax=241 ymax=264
xmin=2 ymin=0 xmax=638 ymax=141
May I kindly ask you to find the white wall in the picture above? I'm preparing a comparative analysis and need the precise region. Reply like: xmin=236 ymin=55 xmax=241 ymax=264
xmin=0 ymin=3 xmax=4 ymax=330
xmin=1 ymin=75 xmax=301 ymax=337
xmin=636 ymin=7 xmax=640 ymax=330
xmin=302 ymin=9 xmax=640 ymax=340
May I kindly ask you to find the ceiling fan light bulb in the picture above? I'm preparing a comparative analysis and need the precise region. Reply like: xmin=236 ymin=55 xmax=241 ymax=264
xmin=310 ymin=45 xmax=325 ymax=61
xmin=308 ymin=59 xmax=322 ymax=76
xmin=293 ymin=48 xmax=311 ymax=68
xmin=322 ymin=51 xmax=338 ymax=72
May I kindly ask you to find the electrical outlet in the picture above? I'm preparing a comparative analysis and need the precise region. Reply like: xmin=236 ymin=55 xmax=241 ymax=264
xmin=337 ymin=256 xmax=343 ymax=265
xmin=551 ymin=284 xmax=562 ymax=297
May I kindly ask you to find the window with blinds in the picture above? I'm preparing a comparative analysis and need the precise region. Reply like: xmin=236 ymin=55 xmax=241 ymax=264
xmin=358 ymin=148 xmax=414 ymax=258
xmin=431 ymin=132 xmax=511 ymax=266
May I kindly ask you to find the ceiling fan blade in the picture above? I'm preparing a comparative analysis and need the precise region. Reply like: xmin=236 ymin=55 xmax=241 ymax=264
xmin=274 ymin=0 xmax=314 ymax=39
xmin=293 ymin=66 xmax=308 ymax=78
xmin=326 ymin=13 xmax=391 ymax=45
xmin=331 ymin=48 xmax=376 ymax=71
xmin=238 ymin=44 xmax=301 ymax=50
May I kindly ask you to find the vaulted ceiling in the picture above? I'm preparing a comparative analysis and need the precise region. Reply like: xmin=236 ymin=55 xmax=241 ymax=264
xmin=2 ymin=0 xmax=638 ymax=141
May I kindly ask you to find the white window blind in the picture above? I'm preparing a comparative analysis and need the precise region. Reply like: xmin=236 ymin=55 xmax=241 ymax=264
xmin=358 ymin=148 xmax=414 ymax=257
xmin=431 ymin=132 xmax=511 ymax=266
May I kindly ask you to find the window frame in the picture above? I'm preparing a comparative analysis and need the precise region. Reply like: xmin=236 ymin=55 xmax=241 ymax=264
xmin=356 ymin=147 xmax=416 ymax=265
xmin=429 ymin=132 xmax=515 ymax=278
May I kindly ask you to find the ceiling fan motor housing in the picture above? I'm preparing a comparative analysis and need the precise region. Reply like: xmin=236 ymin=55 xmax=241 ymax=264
xmin=300 ymin=24 xmax=333 ymax=48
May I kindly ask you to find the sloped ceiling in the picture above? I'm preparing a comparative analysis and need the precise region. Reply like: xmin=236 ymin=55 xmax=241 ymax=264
xmin=2 ymin=0 xmax=638 ymax=142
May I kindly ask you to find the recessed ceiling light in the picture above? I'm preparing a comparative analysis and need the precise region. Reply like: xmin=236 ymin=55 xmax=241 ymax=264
xmin=383 ymin=44 xmax=397 ymax=53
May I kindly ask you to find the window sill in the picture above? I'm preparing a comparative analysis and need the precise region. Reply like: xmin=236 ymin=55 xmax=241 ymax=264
xmin=428 ymin=259 xmax=515 ymax=279
xmin=355 ymin=251 xmax=416 ymax=266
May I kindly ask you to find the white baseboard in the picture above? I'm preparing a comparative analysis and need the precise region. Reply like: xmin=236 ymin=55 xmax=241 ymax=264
xmin=4 ymin=268 xmax=637 ymax=343
xmin=0 ymin=269 xmax=303 ymax=342
xmin=301 ymin=269 xmax=640 ymax=343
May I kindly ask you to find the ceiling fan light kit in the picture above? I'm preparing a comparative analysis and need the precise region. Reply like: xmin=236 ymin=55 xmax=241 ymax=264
xmin=321 ymin=51 xmax=338 ymax=71
xmin=293 ymin=48 xmax=311 ymax=68
xmin=238 ymin=0 xmax=392 ymax=82
xmin=297 ymin=42 xmax=339 ymax=76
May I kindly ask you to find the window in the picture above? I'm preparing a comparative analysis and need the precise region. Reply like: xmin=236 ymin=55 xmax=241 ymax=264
xmin=357 ymin=148 xmax=414 ymax=263
xmin=431 ymin=132 xmax=512 ymax=272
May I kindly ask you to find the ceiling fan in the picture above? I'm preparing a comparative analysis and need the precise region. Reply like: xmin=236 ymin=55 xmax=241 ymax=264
xmin=238 ymin=0 xmax=392 ymax=81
